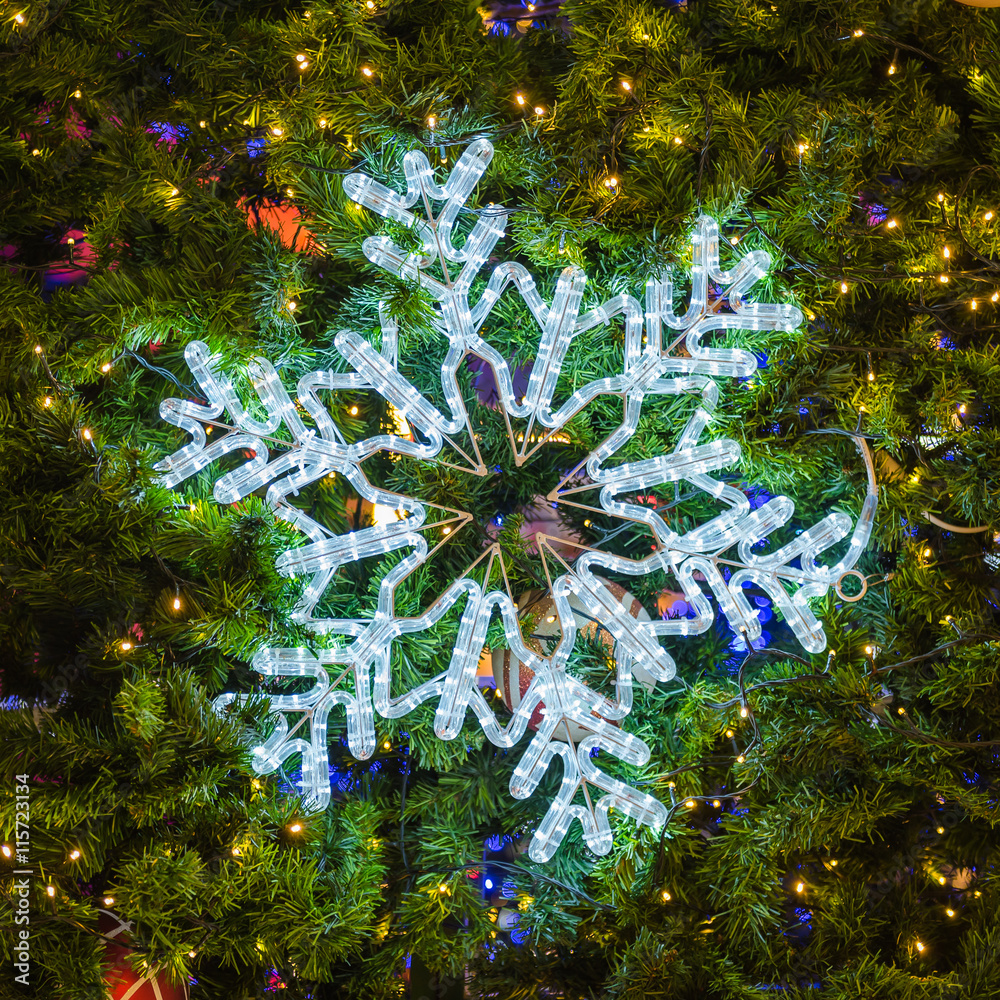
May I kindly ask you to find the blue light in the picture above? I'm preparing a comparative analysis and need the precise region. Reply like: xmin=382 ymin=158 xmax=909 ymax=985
xmin=485 ymin=878 xmax=493 ymax=889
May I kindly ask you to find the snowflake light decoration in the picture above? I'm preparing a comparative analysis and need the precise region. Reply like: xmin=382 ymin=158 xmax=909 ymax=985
xmin=154 ymin=140 xmax=877 ymax=862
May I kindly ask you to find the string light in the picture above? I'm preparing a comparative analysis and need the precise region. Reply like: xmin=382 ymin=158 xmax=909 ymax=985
xmin=120 ymin=640 xmax=132 ymax=651
xmin=383 ymin=740 xmax=391 ymax=749
xmin=438 ymin=883 xmax=449 ymax=893
xmin=199 ymin=120 xmax=207 ymax=128
xmin=82 ymin=429 xmax=92 ymax=440
xmin=985 ymin=211 xmax=994 ymax=221
xmin=943 ymin=246 xmax=950 ymax=259
xmin=442 ymin=526 xmax=452 ymax=535
xmin=923 ymin=547 xmax=932 ymax=558
xmin=46 ymin=886 xmax=55 ymax=897
xmin=188 ymin=950 xmax=197 ymax=958
xmin=299 ymin=61 xmax=309 ymax=70
xmin=32 ymin=148 xmax=40 ymax=156
xmin=970 ymin=301 xmax=977 ymax=311
xmin=937 ymin=826 xmax=945 ymax=834
xmin=673 ymin=135 xmax=683 ymax=145
xmin=939 ymin=275 xmax=949 ymax=283
xmin=886 ymin=219 xmax=897 ymax=228
xmin=349 ymin=405 xmax=359 ymax=416
xmin=946 ymin=908 xmax=955 ymax=917
xmin=1 ymin=845 xmax=10 ymax=858
xmin=661 ymin=890 xmax=671 ymax=901
xmin=852 ymin=28 xmax=864 ymax=36
xmin=296 ymin=53 xmax=306 ymax=62
xmin=888 ymin=64 xmax=896 ymax=75
xmin=737 ymin=755 xmax=745 ymax=763
xmin=604 ymin=176 xmax=618 ymax=187
xmin=103 ymin=896 xmax=114 ymax=906
xmin=14 ymin=12 xmax=25 ymax=23
xmin=361 ymin=66 xmax=374 ymax=77
xmin=318 ymin=118 xmax=327 ymax=127
xmin=739 ymin=705 xmax=748 ymax=718
xmin=840 ymin=281 xmax=849 ymax=293
xmin=916 ymin=941 xmax=925 ymax=953
xmin=534 ymin=106 xmax=545 ymax=116
xmin=795 ymin=882 xmax=804 ymax=892
xmin=288 ymin=822 xmax=302 ymax=833
xmin=621 ymin=80 xmax=632 ymax=92
xmin=173 ymin=596 xmax=182 ymax=611
xmin=427 ymin=115 xmax=436 ymax=129
xmin=170 ymin=187 xmax=179 ymax=196
xmin=272 ymin=126 xmax=284 ymax=136
xmin=34 ymin=344 xmax=43 ymax=354
xmin=231 ymin=846 xmax=241 ymax=855
xmin=829 ymin=859 xmax=838 ymax=867
xmin=101 ymin=362 xmax=112 ymax=373
xmin=797 ymin=143 xmax=807 ymax=154
xmin=515 ymin=93 xmax=525 ymax=106
xmin=286 ymin=300 xmax=297 ymax=312
xmin=993 ymin=292 xmax=999 ymax=302
xmin=937 ymin=192 xmax=945 ymax=202
xmin=73 ymin=89 xmax=82 ymax=98
xmin=685 ymin=799 xmax=696 ymax=808
xmin=43 ymin=396 xmax=52 ymax=407
xmin=69 ymin=849 xmax=81 ymax=860
xmin=712 ymin=799 xmax=721 ymax=807
xmin=725 ymin=729 xmax=734 ymax=738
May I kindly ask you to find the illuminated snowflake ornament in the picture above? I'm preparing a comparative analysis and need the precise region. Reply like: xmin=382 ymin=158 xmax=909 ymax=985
xmin=154 ymin=140 xmax=876 ymax=862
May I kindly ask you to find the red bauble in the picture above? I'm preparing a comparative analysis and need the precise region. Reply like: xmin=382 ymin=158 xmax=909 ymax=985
xmin=99 ymin=910 xmax=189 ymax=1000
xmin=491 ymin=579 xmax=658 ymax=741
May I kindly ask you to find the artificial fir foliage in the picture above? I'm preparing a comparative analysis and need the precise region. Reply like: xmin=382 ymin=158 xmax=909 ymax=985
xmin=1 ymin=1 xmax=999 ymax=998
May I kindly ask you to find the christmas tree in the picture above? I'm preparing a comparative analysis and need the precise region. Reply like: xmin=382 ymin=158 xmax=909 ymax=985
xmin=2 ymin=1 xmax=999 ymax=998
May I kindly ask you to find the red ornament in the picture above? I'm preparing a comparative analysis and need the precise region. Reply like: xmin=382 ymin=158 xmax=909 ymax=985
xmin=491 ymin=579 xmax=659 ymax=741
xmin=99 ymin=910 xmax=189 ymax=1000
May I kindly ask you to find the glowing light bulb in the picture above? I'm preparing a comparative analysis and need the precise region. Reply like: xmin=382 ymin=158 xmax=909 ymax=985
xmin=34 ymin=344 xmax=43 ymax=354
xmin=993 ymin=292 xmax=999 ymax=302
xmin=943 ymin=246 xmax=950 ymax=259
xmin=923 ymin=547 xmax=932 ymax=558
xmin=14 ymin=12 xmax=25 ymax=22
xmin=318 ymin=119 xmax=327 ymax=127
xmin=82 ymin=429 xmax=92 ymax=440
xmin=946 ymin=908 xmax=955 ymax=917
xmin=867 ymin=370 xmax=875 ymax=381
xmin=985 ymin=211 xmax=994 ymax=221
xmin=795 ymin=882 xmax=804 ymax=892
xmin=349 ymin=405 xmax=359 ymax=416
xmin=120 ymin=640 xmax=132 ymax=651
xmin=887 ymin=219 xmax=897 ymax=228
xmin=438 ymin=883 xmax=448 ymax=893
xmin=888 ymin=64 xmax=896 ymax=75
xmin=685 ymin=799 xmax=696 ymax=808
xmin=101 ymin=362 xmax=112 ymax=373
xmin=937 ymin=193 xmax=945 ymax=202
xmin=970 ymin=301 xmax=977 ymax=311
xmin=797 ymin=143 xmax=807 ymax=154
xmin=299 ymin=61 xmax=309 ymax=70
xmin=170 ymin=187 xmax=179 ymax=196
xmin=361 ymin=66 xmax=374 ymax=77
xmin=545 ymin=615 xmax=556 ymax=623
xmin=272 ymin=126 xmax=283 ymax=136
xmin=296 ymin=54 xmax=306 ymax=62
xmin=73 ymin=89 xmax=82 ymax=98
xmin=937 ymin=826 xmax=945 ymax=834
xmin=840 ymin=282 xmax=849 ymax=293
xmin=46 ymin=886 xmax=55 ymax=897
xmin=515 ymin=93 xmax=525 ymax=106
xmin=103 ymin=896 xmax=114 ymax=906
xmin=661 ymin=890 xmax=671 ymax=901
xmin=729 ymin=235 xmax=739 ymax=245
xmin=830 ymin=859 xmax=838 ymax=867
xmin=604 ymin=176 xmax=618 ymax=187
xmin=916 ymin=941 xmax=925 ymax=953
xmin=853 ymin=28 xmax=864 ymax=36
xmin=897 ymin=707 xmax=906 ymax=715
xmin=383 ymin=740 xmax=391 ymax=749
xmin=43 ymin=396 xmax=52 ymax=407
xmin=739 ymin=705 xmax=748 ymax=718
xmin=231 ymin=847 xmax=241 ymax=855
xmin=442 ymin=526 xmax=452 ymax=535
xmin=939 ymin=275 xmax=949 ymax=283
xmin=534 ymin=106 xmax=544 ymax=116
xmin=69 ymin=849 xmax=81 ymax=860
xmin=289 ymin=823 xmax=302 ymax=833
xmin=712 ymin=799 xmax=721 ymax=808
xmin=673 ymin=135 xmax=682 ymax=145
xmin=173 ymin=597 xmax=182 ymax=610
xmin=938 ymin=876 xmax=947 ymax=885
xmin=199 ymin=120 xmax=206 ymax=128
xmin=189 ymin=950 xmax=197 ymax=958
xmin=32 ymin=148 xmax=40 ymax=156
xmin=427 ymin=115 xmax=435 ymax=128
xmin=621 ymin=80 xmax=632 ymax=91
xmin=725 ymin=729 xmax=734 ymax=738
xmin=1 ymin=845 xmax=10 ymax=858
xmin=286 ymin=300 xmax=297 ymax=312
xmin=737 ymin=755 xmax=745 ymax=763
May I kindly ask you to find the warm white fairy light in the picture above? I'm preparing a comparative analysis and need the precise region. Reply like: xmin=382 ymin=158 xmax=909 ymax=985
xmin=155 ymin=140 xmax=875 ymax=863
